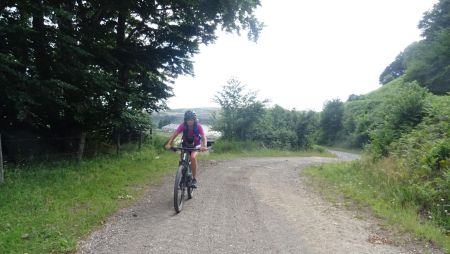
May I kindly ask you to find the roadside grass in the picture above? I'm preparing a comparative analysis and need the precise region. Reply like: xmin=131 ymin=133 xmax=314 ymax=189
xmin=303 ymin=160 xmax=450 ymax=253
xmin=0 ymin=146 xmax=179 ymax=253
xmin=204 ymin=139 xmax=334 ymax=160
xmin=203 ymin=148 xmax=334 ymax=161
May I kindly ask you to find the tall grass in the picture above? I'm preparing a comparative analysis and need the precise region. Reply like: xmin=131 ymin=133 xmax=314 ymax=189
xmin=0 ymin=146 xmax=179 ymax=253
xmin=206 ymin=139 xmax=333 ymax=160
xmin=304 ymin=157 xmax=450 ymax=253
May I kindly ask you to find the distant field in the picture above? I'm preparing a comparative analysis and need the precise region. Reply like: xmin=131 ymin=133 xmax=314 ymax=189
xmin=151 ymin=107 xmax=220 ymax=126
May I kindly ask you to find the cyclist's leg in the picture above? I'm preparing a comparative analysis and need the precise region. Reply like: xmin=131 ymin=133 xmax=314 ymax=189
xmin=190 ymin=151 xmax=198 ymax=179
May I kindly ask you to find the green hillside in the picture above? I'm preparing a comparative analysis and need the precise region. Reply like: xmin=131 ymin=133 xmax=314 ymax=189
xmin=304 ymin=78 xmax=450 ymax=250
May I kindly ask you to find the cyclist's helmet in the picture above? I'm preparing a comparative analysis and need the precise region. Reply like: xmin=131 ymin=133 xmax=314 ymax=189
xmin=184 ymin=110 xmax=197 ymax=121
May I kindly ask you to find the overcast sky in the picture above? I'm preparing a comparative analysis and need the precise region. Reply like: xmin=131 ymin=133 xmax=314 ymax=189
xmin=166 ymin=0 xmax=437 ymax=112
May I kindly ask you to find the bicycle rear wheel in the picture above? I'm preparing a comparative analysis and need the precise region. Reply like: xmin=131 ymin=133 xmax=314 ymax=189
xmin=174 ymin=165 xmax=186 ymax=213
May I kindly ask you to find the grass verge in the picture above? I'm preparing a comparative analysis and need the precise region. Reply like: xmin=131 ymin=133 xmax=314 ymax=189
xmin=204 ymin=140 xmax=334 ymax=160
xmin=0 ymin=146 xmax=179 ymax=253
xmin=203 ymin=148 xmax=334 ymax=161
xmin=303 ymin=160 xmax=450 ymax=253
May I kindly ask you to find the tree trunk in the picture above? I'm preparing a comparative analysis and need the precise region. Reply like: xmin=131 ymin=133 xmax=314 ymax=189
xmin=32 ymin=0 xmax=50 ymax=79
xmin=138 ymin=131 xmax=142 ymax=150
xmin=149 ymin=127 xmax=152 ymax=142
xmin=0 ymin=133 xmax=4 ymax=184
xmin=117 ymin=10 xmax=130 ymax=94
xmin=116 ymin=134 xmax=121 ymax=156
xmin=113 ymin=9 xmax=129 ymax=143
xmin=77 ymin=132 xmax=87 ymax=162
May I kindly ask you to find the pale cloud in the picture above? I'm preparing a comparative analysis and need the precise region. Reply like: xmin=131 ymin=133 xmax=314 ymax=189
xmin=167 ymin=0 xmax=437 ymax=111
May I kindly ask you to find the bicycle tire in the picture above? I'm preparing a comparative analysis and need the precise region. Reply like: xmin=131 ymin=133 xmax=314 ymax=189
xmin=187 ymin=165 xmax=194 ymax=199
xmin=174 ymin=165 xmax=185 ymax=213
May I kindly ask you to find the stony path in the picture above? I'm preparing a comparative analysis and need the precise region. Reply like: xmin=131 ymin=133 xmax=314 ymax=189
xmin=78 ymin=153 xmax=439 ymax=254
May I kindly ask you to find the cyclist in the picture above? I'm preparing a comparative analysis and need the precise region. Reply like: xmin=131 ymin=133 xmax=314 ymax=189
xmin=165 ymin=110 xmax=207 ymax=188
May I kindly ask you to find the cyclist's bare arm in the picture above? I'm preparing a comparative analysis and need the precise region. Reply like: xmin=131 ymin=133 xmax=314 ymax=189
xmin=165 ymin=131 xmax=179 ymax=150
xmin=201 ymin=135 xmax=207 ymax=151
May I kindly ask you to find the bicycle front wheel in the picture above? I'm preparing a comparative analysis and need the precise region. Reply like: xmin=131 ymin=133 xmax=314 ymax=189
xmin=174 ymin=165 xmax=186 ymax=213
xmin=187 ymin=166 xmax=194 ymax=199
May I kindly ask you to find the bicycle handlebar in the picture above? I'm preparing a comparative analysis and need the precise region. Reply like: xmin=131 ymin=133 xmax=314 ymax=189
xmin=169 ymin=147 xmax=208 ymax=152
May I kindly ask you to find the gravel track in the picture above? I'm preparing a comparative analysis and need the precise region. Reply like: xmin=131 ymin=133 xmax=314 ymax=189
xmin=77 ymin=153 xmax=440 ymax=254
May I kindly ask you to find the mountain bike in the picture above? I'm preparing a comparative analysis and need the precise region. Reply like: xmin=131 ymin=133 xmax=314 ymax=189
xmin=170 ymin=147 xmax=202 ymax=213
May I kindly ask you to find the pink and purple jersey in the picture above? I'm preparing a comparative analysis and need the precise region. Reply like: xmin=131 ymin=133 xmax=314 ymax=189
xmin=176 ymin=123 xmax=205 ymax=146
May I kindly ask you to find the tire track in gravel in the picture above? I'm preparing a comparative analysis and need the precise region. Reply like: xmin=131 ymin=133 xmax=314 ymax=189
xmin=78 ymin=153 xmax=437 ymax=254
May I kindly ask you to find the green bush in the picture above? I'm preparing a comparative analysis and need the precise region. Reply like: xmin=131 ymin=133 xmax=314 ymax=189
xmin=311 ymin=145 xmax=326 ymax=153
xmin=151 ymin=133 xmax=170 ymax=152
xmin=327 ymin=87 xmax=450 ymax=231
xmin=368 ymin=82 xmax=428 ymax=157
xmin=426 ymin=140 xmax=450 ymax=172
xmin=383 ymin=94 xmax=450 ymax=231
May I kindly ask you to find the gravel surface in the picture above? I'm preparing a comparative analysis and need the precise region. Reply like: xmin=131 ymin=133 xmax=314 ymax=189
xmin=329 ymin=150 xmax=361 ymax=161
xmin=77 ymin=153 xmax=441 ymax=254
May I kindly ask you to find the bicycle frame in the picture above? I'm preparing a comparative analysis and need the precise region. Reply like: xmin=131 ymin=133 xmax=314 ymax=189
xmin=180 ymin=150 xmax=191 ymax=166
xmin=179 ymin=151 xmax=192 ymax=185
xmin=171 ymin=147 xmax=201 ymax=213
xmin=173 ymin=147 xmax=200 ymax=169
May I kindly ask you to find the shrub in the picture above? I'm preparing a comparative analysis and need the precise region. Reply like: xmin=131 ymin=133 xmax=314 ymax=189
xmin=368 ymin=82 xmax=429 ymax=157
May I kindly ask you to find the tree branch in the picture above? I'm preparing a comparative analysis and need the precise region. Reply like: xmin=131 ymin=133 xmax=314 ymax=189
xmin=125 ymin=18 xmax=147 ymax=43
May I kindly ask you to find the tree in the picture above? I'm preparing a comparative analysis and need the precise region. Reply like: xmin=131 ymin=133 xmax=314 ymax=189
xmin=379 ymin=52 xmax=406 ymax=85
xmin=252 ymin=105 xmax=296 ymax=149
xmin=419 ymin=0 xmax=450 ymax=40
xmin=213 ymin=79 xmax=266 ymax=140
xmin=295 ymin=110 xmax=319 ymax=149
xmin=380 ymin=0 xmax=450 ymax=94
xmin=0 ymin=1 xmax=263 ymax=159
xmin=318 ymin=99 xmax=344 ymax=145
xmin=404 ymin=30 xmax=450 ymax=94
xmin=158 ymin=116 xmax=175 ymax=129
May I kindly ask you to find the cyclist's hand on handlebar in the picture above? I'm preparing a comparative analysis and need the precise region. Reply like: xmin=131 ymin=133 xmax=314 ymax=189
xmin=164 ymin=143 xmax=171 ymax=150
xmin=200 ymin=146 xmax=208 ymax=152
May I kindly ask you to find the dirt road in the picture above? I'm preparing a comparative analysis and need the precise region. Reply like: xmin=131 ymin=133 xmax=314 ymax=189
xmin=78 ymin=154 xmax=435 ymax=254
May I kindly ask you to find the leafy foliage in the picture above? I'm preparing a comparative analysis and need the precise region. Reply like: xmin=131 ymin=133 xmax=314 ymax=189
xmin=317 ymin=99 xmax=344 ymax=146
xmin=387 ymin=95 xmax=450 ymax=224
xmin=213 ymin=80 xmax=319 ymax=149
xmin=213 ymin=79 xmax=267 ymax=140
xmin=368 ymin=82 xmax=428 ymax=157
xmin=419 ymin=0 xmax=450 ymax=39
xmin=325 ymin=78 xmax=430 ymax=153
xmin=379 ymin=52 xmax=406 ymax=85
xmin=404 ymin=30 xmax=450 ymax=94
xmin=320 ymin=81 xmax=449 ymax=231
xmin=157 ymin=116 xmax=176 ymax=129
xmin=380 ymin=0 xmax=450 ymax=94
xmin=0 ymin=1 xmax=263 ymax=160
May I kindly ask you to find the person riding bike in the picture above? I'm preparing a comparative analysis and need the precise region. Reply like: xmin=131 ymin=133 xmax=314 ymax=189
xmin=165 ymin=110 xmax=207 ymax=188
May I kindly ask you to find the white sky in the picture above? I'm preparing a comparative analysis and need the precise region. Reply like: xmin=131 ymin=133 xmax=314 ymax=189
xmin=167 ymin=0 xmax=437 ymax=112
